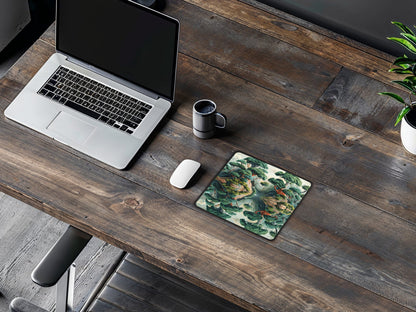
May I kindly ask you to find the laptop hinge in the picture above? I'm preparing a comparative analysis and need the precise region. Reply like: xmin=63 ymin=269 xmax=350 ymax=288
xmin=64 ymin=55 xmax=160 ymax=100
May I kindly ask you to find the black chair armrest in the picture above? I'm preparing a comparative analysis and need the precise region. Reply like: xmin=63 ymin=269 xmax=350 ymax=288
xmin=9 ymin=298 xmax=48 ymax=312
xmin=31 ymin=226 xmax=91 ymax=287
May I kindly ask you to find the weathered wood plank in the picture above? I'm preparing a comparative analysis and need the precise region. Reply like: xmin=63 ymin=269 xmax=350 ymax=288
xmin=181 ymin=0 xmax=397 ymax=86
xmin=72 ymin=241 xmax=124 ymax=312
xmin=5 ymin=41 xmax=53 ymax=89
xmin=1 ymin=1 xmax=415 ymax=311
xmin=118 ymin=120 xmax=416 ymax=309
xmin=313 ymin=67 xmax=406 ymax=143
xmin=0 ymin=103 xmax=412 ymax=312
xmin=108 ymin=273 xmax=199 ymax=312
xmin=164 ymin=0 xmax=340 ymax=107
xmin=122 ymin=56 xmax=416 ymax=308
xmin=88 ymin=299 xmax=124 ymax=312
xmin=164 ymin=0 xmax=408 ymax=144
xmin=2 ymin=22 xmax=416 ymax=310
xmin=39 ymin=23 xmax=55 ymax=47
xmin=279 ymin=184 xmax=416 ymax=309
xmin=169 ymin=54 xmax=416 ymax=222
xmin=93 ymin=286 xmax=159 ymax=312
xmin=39 ymin=1 xmax=339 ymax=109
xmin=35 ymin=5 xmax=402 ymax=145
xmin=0 ymin=195 xmax=64 ymax=311
xmin=239 ymin=0 xmax=395 ymax=61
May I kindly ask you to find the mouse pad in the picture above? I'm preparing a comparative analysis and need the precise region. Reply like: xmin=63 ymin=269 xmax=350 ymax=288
xmin=195 ymin=152 xmax=311 ymax=240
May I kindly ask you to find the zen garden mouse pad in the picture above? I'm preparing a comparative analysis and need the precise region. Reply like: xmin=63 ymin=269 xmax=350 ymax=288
xmin=196 ymin=152 xmax=311 ymax=240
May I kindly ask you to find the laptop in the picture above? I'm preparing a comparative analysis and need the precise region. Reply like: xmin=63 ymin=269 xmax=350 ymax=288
xmin=4 ymin=0 xmax=179 ymax=169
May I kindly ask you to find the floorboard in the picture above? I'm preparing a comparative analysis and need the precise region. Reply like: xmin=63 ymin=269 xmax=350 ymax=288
xmin=86 ymin=254 xmax=249 ymax=312
xmin=0 ymin=191 xmax=123 ymax=312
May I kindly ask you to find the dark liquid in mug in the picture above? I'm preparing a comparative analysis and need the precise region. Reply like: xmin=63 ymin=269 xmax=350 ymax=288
xmin=196 ymin=102 xmax=215 ymax=114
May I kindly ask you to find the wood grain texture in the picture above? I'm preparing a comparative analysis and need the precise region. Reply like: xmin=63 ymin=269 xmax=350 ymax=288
xmin=127 ymin=119 xmax=416 ymax=307
xmin=35 ymin=4 xmax=402 ymax=143
xmin=88 ymin=254 xmax=248 ymax=312
xmin=0 ymin=194 xmax=123 ymax=312
xmin=313 ymin=67 xmax=407 ymax=142
xmin=88 ymin=300 xmax=122 ymax=312
xmin=0 ymin=195 xmax=63 ymax=311
xmin=239 ymin=0 xmax=396 ymax=61
xmin=171 ymin=55 xmax=416 ymax=224
xmin=39 ymin=23 xmax=55 ymax=46
xmin=182 ymin=0 xmax=397 ymax=85
xmin=123 ymin=254 xmax=249 ymax=312
xmin=1 ymin=0 xmax=416 ymax=311
xmin=165 ymin=0 xmax=340 ymax=107
xmin=0 ymin=84 xmax=413 ymax=311
xmin=167 ymin=0 xmax=410 ymax=152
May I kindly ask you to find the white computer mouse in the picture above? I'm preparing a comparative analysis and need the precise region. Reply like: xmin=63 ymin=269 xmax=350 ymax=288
xmin=169 ymin=159 xmax=201 ymax=189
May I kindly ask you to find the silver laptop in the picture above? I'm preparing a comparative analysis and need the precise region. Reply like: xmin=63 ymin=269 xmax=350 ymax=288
xmin=5 ymin=0 xmax=179 ymax=169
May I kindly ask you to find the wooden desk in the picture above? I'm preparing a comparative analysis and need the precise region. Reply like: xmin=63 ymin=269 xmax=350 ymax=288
xmin=1 ymin=1 xmax=415 ymax=311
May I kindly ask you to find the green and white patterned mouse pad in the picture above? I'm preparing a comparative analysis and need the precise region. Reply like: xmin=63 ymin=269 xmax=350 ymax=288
xmin=195 ymin=152 xmax=311 ymax=240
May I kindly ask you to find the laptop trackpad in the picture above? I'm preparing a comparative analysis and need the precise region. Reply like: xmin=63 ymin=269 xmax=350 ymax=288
xmin=47 ymin=111 xmax=95 ymax=145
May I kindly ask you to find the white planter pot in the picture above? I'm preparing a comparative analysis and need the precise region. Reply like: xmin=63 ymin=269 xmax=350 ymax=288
xmin=400 ymin=109 xmax=416 ymax=154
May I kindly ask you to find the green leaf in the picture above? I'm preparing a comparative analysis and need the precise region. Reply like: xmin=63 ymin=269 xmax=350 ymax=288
xmin=389 ymin=67 xmax=413 ymax=74
xmin=388 ymin=37 xmax=416 ymax=54
xmin=404 ymin=76 xmax=416 ymax=83
xmin=393 ymin=56 xmax=416 ymax=67
xmin=378 ymin=92 xmax=405 ymax=103
xmin=392 ymin=21 xmax=415 ymax=35
xmin=392 ymin=80 xmax=416 ymax=93
xmin=395 ymin=106 xmax=412 ymax=126
xmin=402 ymin=33 xmax=416 ymax=48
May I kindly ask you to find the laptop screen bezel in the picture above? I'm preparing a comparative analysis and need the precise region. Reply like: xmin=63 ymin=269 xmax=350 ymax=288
xmin=55 ymin=0 xmax=180 ymax=102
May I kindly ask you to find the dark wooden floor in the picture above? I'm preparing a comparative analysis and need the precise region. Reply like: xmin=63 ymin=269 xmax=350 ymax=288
xmin=87 ymin=254 xmax=249 ymax=312
xmin=0 ymin=191 xmax=250 ymax=312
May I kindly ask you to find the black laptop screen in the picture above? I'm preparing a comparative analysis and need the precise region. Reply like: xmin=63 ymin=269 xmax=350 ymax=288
xmin=56 ymin=0 xmax=179 ymax=101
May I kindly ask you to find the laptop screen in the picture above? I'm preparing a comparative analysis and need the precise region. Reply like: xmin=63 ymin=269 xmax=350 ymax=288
xmin=56 ymin=0 xmax=179 ymax=101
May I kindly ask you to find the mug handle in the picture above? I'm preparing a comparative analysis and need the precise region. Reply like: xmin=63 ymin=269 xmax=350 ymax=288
xmin=215 ymin=112 xmax=227 ymax=129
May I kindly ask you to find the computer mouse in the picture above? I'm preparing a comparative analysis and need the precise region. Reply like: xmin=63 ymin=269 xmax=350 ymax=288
xmin=170 ymin=159 xmax=201 ymax=189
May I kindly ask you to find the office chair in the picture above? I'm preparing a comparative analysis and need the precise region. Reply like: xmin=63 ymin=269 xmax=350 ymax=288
xmin=9 ymin=226 xmax=91 ymax=312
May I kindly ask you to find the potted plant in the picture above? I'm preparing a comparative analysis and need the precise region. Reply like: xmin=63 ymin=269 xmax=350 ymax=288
xmin=379 ymin=21 xmax=416 ymax=154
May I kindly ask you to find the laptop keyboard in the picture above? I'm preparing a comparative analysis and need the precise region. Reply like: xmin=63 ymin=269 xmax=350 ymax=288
xmin=37 ymin=66 xmax=152 ymax=134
